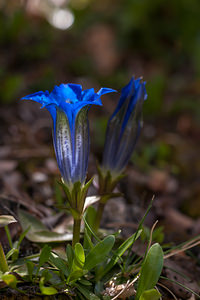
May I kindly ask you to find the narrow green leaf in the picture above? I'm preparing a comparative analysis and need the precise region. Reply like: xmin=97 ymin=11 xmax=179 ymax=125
xmin=139 ymin=289 xmax=161 ymax=300
xmin=83 ymin=212 xmax=101 ymax=243
xmin=16 ymin=226 xmax=31 ymax=249
xmin=83 ymin=227 xmax=94 ymax=251
xmin=39 ymin=277 xmax=57 ymax=295
xmin=66 ymin=244 xmax=74 ymax=270
xmin=124 ymin=198 xmax=155 ymax=270
xmin=78 ymin=279 xmax=92 ymax=286
xmin=72 ymin=181 xmax=82 ymax=203
xmin=67 ymin=270 xmax=84 ymax=283
xmin=83 ymin=206 xmax=96 ymax=249
xmin=6 ymin=248 xmax=18 ymax=260
xmin=136 ymin=243 xmax=164 ymax=300
xmin=26 ymin=260 xmax=35 ymax=281
xmin=81 ymin=177 xmax=94 ymax=197
xmin=39 ymin=245 xmax=51 ymax=267
xmin=41 ymin=269 xmax=52 ymax=282
xmin=97 ymin=230 xmax=142 ymax=279
xmin=2 ymin=274 xmax=17 ymax=288
xmin=49 ymin=252 xmax=69 ymax=277
xmin=160 ymin=275 xmax=200 ymax=299
xmin=84 ymin=235 xmax=115 ymax=271
xmin=76 ymin=284 xmax=100 ymax=300
xmin=0 ymin=243 xmax=8 ymax=273
xmin=58 ymin=180 xmax=72 ymax=204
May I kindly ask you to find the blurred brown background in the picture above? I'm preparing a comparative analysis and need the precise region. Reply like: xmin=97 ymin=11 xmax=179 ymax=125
xmin=0 ymin=0 xmax=200 ymax=240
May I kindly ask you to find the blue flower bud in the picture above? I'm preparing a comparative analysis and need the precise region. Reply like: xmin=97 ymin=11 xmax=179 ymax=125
xmin=102 ymin=77 xmax=147 ymax=176
xmin=22 ymin=83 xmax=115 ymax=188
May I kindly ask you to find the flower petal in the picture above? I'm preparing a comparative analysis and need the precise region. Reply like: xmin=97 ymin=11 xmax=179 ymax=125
xmin=97 ymin=87 xmax=117 ymax=96
xmin=21 ymin=90 xmax=56 ymax=108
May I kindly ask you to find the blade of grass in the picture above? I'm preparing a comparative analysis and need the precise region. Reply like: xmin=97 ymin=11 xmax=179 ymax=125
xmin=160 ymin=276 xmax=200 ymax=299
xmin=83 ymin=215 xmax=101 ymax=243
xmin=124 ymin=196 xmax=154 ymax=269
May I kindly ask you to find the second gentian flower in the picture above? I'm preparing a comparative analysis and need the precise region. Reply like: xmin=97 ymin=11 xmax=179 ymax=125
xmin=102 ymin=77 xmax=147 ymax=176
xmin=94 ymin=77 xmax=147 ymax=232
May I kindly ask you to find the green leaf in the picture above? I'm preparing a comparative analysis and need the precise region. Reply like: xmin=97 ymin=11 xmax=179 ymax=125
xmin=83 ymin=206 xmax=96 ymax=250
xmin=78 ymin=279 xmax=92 ymax=286
xmin=26 ymin=260 xmax=35 ymax=281
xmin=67 ymin=270 xmax=84 ymax=283
xmin=5 ymin=248 xmax=17 ymax=260
xmin=139 ymin=288 xmax=161 ymax=300
xmin=73 ymin=243 xmax=85 ymax=270
xmin=66 ymin=244 xmax=74 ymax=271
xmin=58 ymin=180 xmax=72 ymax=204
xmin=136 ymin=243 xmax=164 ymax=300
xmin=84 ymin=235 xmax=115 ymax=271
xmin=83 ymin=210 xmax=101 ymax=243
xmin=49 ymin=252 xmax=69 ymax=277
xmin=39 ymin=277 xmax=58 ymax=295
xmin=16 ymin=226 xmax=31 ymax=249
xmin=35 ymin=246 xmax=52 ymax=280
xmin=76 ymin=284 xmax=100 ymax=300
xmin=67 ymin=243 xmax=85 ymax=284
xmin=18 ymin=209 xmax=72 ymax=243
xmin=0 ymin=244 xmax=8 ymax=273
xmin=81 ymin=177 xmax=94 ymax=197
xmin=39 ymin=245 xmax=51 ymax=267
xmin=2 ymin=274 xmax=17 ymax=288
xmin=41 ymin=269 xmax=52 ymax=282
xmin=97 ymin=230 xmax=142 ymax=279
xmin=0 ymin=215 xmax=17 ymax=228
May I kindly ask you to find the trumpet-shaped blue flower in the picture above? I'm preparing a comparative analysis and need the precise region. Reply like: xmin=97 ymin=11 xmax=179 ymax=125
xmin=22 ymin=83 xmax=115 ymax=187
xmin=102 ymin=77 xmax=147 ymax=176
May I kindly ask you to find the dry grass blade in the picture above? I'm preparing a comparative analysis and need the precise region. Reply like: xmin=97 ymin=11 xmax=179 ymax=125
xmin=157 ymin=282 xmax=178 ymax=300
xmin=147 ymin=220 xmax=158 ymax=252
xmin=155 ymin=286 xmax=162 ymax=300
xmin=164 ymin=237 xmax=200 ymax=259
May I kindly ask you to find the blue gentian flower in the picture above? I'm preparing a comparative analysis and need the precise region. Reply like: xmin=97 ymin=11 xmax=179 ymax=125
xmin=22 ymin=83 xmax=115 ymax=187
xmin=102 ymin=77 xmax=147 ymax=176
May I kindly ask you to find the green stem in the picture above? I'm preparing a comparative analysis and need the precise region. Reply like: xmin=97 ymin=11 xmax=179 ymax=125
xmin=72 ymin=218 xmax=81 ymax=248
xmin=94 ymin=199 xmax=106 ymax=233
xmin=0 ymin=242 xmax=8 ymax=273
xmin=4 ymin=225 xmax=13 ymax=248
